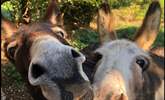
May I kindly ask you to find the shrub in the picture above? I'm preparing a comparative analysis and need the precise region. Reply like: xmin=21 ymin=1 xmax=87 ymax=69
xmin=60 ymin=0 xmax=100 ymax=29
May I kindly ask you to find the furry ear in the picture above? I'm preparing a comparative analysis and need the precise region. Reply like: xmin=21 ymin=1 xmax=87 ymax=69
xmin=97 ymin=0 xmax=117 ymax=45
xmin=5 ymin=41 xmax=18 ymax=62
xmin=2 ymin=17 xmax=17 ymax=38
xmin=150 ymin=47 xmax=164 ymax=57
xmin=2 ymin=16 xmax=18 ymax=62
xmin=133 ymin=1 xmax=161 ymax=51
xmin=43 ymin=0 xmax=63 ymax=26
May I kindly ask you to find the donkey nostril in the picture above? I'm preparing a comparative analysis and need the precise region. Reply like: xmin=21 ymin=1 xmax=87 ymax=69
xmin=31 ymin=64 xmax=46 ymax=79
xmin=71 ymin=49 xmax=80 ymax=58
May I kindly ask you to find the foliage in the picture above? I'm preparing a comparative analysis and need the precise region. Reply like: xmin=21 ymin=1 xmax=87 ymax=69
xmin=60 ymin=0 xmax=100 ymax=28
xmin=70 ymin=29 xmax=99 ymax=50
xmin=1 ymin=1 xmax=14 ymax=21
xmin=2 ymin=0 xmax=154 ymax=25
xmin=2 ymin=0 xmax=48 ymax=23
xmin=28 ymin=0 xmax=48 ymax=22
xmin=109 ymin=0 xmax=132 ymax=8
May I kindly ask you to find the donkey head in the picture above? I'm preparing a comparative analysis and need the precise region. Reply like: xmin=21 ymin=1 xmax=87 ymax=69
xmin=2 ymin=0 xmax=90 ymax=99
xmin=90 ymin=1 xmax=163 ymax=100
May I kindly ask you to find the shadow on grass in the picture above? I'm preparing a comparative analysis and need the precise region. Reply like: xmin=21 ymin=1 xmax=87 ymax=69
xmin=116 ymin=26 xmax=137 ymax=39
xmin=153 ymin=29 xmax=164 ymax=47
xmin=71 ymin=26 xmax=164 ymax=50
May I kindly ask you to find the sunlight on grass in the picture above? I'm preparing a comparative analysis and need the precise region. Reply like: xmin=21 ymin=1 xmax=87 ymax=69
xmin=160 ymin=0 xmax=164 ymax=8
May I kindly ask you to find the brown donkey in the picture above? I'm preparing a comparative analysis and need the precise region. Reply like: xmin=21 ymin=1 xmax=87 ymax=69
xmin=2 ymin=0 xmax=91 ymax=100
xmin=82 ymin=0 xmax=164 ymax=100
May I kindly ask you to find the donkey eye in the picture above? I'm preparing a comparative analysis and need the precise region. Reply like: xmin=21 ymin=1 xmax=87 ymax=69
xmin=136 ymin=56 xmax=149 ymax=72
xmin=56 ymin=31 xmax=64 ymax=37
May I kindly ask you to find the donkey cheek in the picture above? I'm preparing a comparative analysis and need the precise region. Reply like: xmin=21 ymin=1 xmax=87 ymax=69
xmin=131 ymin=66 xmax=144 ymax=90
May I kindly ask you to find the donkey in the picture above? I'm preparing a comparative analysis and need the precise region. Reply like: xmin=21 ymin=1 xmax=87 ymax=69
xmin=82 ymin=1 xmax=164 ymax=100
xmin=2 ymin=0 xmax=91 ymax=100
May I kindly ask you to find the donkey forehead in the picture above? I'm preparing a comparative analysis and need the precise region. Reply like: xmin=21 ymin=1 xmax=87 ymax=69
xmin=97 ymin=39 xmax=149 ymax=58
xmin=18 ymin=23 xmax=65 ymax=35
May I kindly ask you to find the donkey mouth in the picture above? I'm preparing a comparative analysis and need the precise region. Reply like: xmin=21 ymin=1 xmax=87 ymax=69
xmin=64 ymin=82 xmax=92 ymax=97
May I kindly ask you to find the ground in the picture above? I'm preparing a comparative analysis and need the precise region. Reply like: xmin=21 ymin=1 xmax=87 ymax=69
xmin=1 ymin=44 xmax=33 ymax=100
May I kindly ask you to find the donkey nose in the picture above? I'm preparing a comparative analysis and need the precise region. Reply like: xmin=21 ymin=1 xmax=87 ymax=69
xmin=71 ymin=49 xmax=86 ymax=63
xmin=71 ymin=49 xmax=80 ymax=58
xmin=71 ymin=49 xmax=89 ymax=82
xmin=28 ymin=63 xmax=47 ymax=86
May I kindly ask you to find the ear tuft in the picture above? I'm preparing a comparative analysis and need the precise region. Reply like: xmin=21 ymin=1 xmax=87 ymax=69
xmin=43 ymin=0 xmax=63 ymax=25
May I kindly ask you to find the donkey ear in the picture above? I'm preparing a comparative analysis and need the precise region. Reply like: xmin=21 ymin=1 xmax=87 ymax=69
xmin=97 ymin=0 xmax=117 ymax=45
xmin=133 ymin=1 xmax=161 ymax=51
xmin=2 ymin=16 xmax=18 ymax=62
xmin=43 ymin=0 xmax=63 ymax=26
xmin=2 ymin=16 xmax=17 ymax=38
xmin=5 ymin=41 xmax=18 ymax=62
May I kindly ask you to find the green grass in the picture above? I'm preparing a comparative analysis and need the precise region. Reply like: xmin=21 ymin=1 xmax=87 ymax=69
xmin=116 ymin=26 xmax=137 ymax=39
xmin=160 ymin=0 xmax=164 ymax=8
xmin=2 ymin=63 xmax=23 ymax=88
xmin=71 ymin=27 xmax=164 ymax=50
xmin=153 ymin=27 xmax=164 ymax=47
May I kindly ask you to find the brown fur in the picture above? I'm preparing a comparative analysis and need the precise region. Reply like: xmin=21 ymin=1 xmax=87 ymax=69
xmin=150 ymin=47 xmax=164 ymax=57
xmin=2 ymin=0 xmax=70 ymax=100
xmin=81 ymin=1 xmax=163 ymax=99
xmin=3 ymin=22 xmax=70 ymax=100
xmin=1 ymin=16 xmax=17 ymax=38
xmin=133 ymin=1 xmax=161 ymax=51
xmin=97 ymin=2 xmax=117 ymax=44
xmin=81 ymin=43 xmax=164 ymax=100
